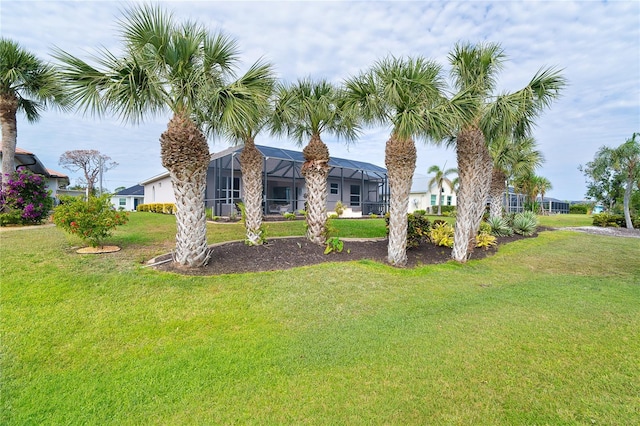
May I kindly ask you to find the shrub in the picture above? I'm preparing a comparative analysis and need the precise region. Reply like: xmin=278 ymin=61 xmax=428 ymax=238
xmin=385 ymin=212 xmax=431 ymax=249
xmin=283 ymin=212 xmax=297 ymax=220
xmin=413 ymin=209 xmax=426 ymax=217
xmin=479 ymin=221 xmax=492 ymax=235
xmin=513 ymin=211 xmax=538 ymax=236
xmin=475 ymin=232 xmax=497 ymax=250
xmin=441 ymin=206 xmax=456 ymax=216
xmin=324 ymin=236 xmax=344 ymax=254
xmin=592 ymin=213 xmax=625 ymax=228
xmin=136 ymin=203 xmax=176 ymax=214
xmin=0 ymin=169 xmax=53 ymax=225
xmin=487 ymin=216 xmax=513 ymax=237
xmin=53 ymin=195 xmax=129 ymax=247
xmin=334 ymin=200 xmax=346 ymax=217
xmin=430 ymin=221 xmax=454 ymax=248
xmin=569 ymin=204 xmax=589 ymax=214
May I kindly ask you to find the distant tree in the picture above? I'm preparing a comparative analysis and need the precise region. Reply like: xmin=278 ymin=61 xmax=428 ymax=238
xmin=579 ymin=146 xmax=625 ymax=212
xmin=427 ymin=164 xmax=457 ymax=215
xmin=59 ymin=149 xmax=117 ymax=196
xmin=611 ymin=133 xmax=640 ymax=229
xmin=113 ymin=186 xmax=126 ymax=193
xmin=536 ymin=176 xmax=553 ymax=214
xmin=0 ymin=38 xmax=66 ymax=193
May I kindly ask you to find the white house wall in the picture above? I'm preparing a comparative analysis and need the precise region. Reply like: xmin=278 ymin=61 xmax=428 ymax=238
xmin=142 ymin=175 xmax=175 ymax=204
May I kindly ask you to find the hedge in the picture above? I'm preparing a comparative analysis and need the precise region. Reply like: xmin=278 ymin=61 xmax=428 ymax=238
xmin=136 ymin=203 xmax=176 ymax=214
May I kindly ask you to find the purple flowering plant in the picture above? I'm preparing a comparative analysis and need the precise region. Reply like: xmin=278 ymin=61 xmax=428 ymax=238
xmin=0 ymin=169 xmax=53 ymax=225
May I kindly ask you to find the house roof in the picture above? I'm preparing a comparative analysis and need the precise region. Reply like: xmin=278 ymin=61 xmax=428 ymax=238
xmin=1 ymin=147 xmax=69 ymax=184
xmin=142 ymin=144 xmax=388 ymax=185
xmin=115 ymin=184 xmax=144 ymax=196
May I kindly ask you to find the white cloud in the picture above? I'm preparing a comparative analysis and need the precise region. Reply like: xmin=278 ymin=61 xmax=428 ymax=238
xmin=1 ymin=0 xmax=638 ymax=199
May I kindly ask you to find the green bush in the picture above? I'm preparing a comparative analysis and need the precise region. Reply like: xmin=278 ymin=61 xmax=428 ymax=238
xmin=513 ymin=211 xmax=538 ymax=236
xmin=53 ymin=195 xmax=129 ymax=247
xmin=593 ymin=213 xmax=627 ymax=228
xmin=385 ymin=212 xmax=431 ymax=249
xmin=412 ymin=209 xmax=427 ymax=217
xmin=569 ymin=204 xmax=589 ymax=214
xmin=475 ymin=232 xmax=497 ymax=250
xmin=440 ymin=205 xmax=456 ymax=216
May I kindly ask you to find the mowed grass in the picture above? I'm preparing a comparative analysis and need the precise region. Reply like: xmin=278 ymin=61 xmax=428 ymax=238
xmin=1 ymin=213 xmax=639 ymax=424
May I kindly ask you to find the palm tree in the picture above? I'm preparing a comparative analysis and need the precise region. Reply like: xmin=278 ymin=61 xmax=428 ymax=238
xmin=54 ymin=4 xmax=258 ymax=267
xmin=345 ymin=56 xmax=456 ymax=266
xmin=427 ymin=164 xmax=457 ymax=215
xmin=271 ymin=78 xmax=359 ymax=244
xmin=535 ymin=176 xmax=552 ymax=214
xmin=0 ymin=38 xmax=66 ymax=193
xmin=488 ymin=136 xmax=544 ymax=218
xmin=208 ymin=62 xmax=276 ymax=245
xmin=447 ymin=42 xmax=566 ymax=262
xmin=611 ymin=133 xmax=640 ymax=229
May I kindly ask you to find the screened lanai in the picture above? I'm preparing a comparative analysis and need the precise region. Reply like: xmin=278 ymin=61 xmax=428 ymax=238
xmin=205 ymin=145 xmax=389 ymax=217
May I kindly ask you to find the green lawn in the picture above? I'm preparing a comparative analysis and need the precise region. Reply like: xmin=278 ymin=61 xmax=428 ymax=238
xmin=1 ymin=213 xmax=639 ymax=424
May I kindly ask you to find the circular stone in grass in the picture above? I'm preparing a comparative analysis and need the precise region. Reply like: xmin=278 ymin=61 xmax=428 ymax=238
xmin=76 ymin=246 xmax=121 ymax=254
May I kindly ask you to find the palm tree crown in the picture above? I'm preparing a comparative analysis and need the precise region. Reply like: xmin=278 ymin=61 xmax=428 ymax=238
xmin=1 ymin=38 xmax=66 ymax=190
xmin=427 ymin=164 xmax=457 ymax=215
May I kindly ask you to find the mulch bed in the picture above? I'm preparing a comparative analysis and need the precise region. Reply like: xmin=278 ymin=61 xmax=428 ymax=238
xmin=151 ymin=231 xmax=534 ymax=276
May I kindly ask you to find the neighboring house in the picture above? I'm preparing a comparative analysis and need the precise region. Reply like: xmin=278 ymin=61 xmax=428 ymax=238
xmin=1 ymin=147 xmax=71 ymax=199
xmin=141 ymin=144 xmax=389 ymax=217
xmin=409 ymin=173 xmax=457 ymax=214
xmin=111 ymin=184 xmax=144 ymax=211
xmin=537 ymin=196 xmax=570 ymax=214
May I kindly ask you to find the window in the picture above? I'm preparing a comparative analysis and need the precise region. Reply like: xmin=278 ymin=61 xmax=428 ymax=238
xmin=430 ymin=194 xmax=437 ymax=206
xmin=221 ymin=177 xmax=240 ymax=202
xmin=350 ymin=185 xmax=360 ymax=206
xmin=330 ymin=182 xmax=339 ymax=195
xmin=447 ymin=196 xmax=452 ymax=206
xmin=119 ymin=198 xmax=126 ymax=206
xmin=440 ymin=195 xmax=445 ymax=205
xmin=272 ymin=186 xmax=291 ymax=201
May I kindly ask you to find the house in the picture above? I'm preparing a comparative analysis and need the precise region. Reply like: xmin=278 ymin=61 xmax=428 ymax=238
xmin=1 ymin=147 xmax=71 ymax=199
xmin=111 ymin=184 xmax=144 ymax=211
xmin=141 ymin=144 xmax=389 ymax=217
xmin=409 ymin=173 xmax=457 ymax=214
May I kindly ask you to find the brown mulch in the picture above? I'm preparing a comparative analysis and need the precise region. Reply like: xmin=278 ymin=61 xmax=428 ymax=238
xmin=150 ymin=232 xmax=533 ymax=276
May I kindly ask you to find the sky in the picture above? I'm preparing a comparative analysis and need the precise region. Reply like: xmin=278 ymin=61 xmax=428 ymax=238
xmin=2 ymin=0 xmax=639 ymax=201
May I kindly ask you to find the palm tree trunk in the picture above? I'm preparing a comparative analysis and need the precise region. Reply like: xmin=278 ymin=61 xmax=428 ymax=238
xmin=239 ymin=137 xmax=265 ymax=244
xmin=489 ymin=168 xmax=506 ymax=218
xmin=385 ymin=134 xmax=416 ymax=266
xmin=452 ymin=125 xmax=491 ymax=262
xmin=0 ymin=94 xmax=18 ymax=195
xmin=161 ymin=112 xmax=211 ymax=267
xmin=437 ymin=185 xmax=442 ymax=215
xmin=301 ymin=134 xmax=330 ymax=245
xmin=623 ymin=178 xmax=634 ymax=229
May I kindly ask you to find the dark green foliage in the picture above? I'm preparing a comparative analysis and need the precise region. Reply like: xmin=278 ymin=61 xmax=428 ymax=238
xmin=569 ymin=204 xmax=589 ymax=214
xmin=513 ymin=211 xmax=538 ymax=236
xmin=440 ymin=205 xmax=456 ymax=215
xmin=487 ymin=216 xmax=513 ymax=237
xmin=592 ymin=213 xmax=627 ymax=228
xmin=385 ymin=212 xmax=432 ymax=249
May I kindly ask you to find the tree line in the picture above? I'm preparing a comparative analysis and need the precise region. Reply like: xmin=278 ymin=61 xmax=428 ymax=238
xmin=1 ymin=3 xmax=566 ymax=268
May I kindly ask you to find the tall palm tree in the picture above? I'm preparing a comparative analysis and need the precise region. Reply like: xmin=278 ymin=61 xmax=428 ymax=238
xmin=271 ymin=78 xmax=359 ymax=244
xmin=488 ymin=136 xmax=543 ymax=218
xmin=427 ymin=164 xmax=457 ymax=215
xmin=344 ymin=56 xmax=456 ymax=266
xmin=207 ymin=62 xmax=276 ymax=245
xmin=447 ymin=42 xmax=566 ymax=262
xmin=611 ymin=133 xmax=639 ymax=229
xmin=0 ymin=38 xmax=66 ymax=193
xmin=54 ymin=4 xmax=258 ymax=267
xmin=535 ymin=176 xmax=552 ymax=214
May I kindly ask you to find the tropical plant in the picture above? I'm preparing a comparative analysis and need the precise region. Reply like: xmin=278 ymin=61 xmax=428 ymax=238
xmin=344 ymin=56 xmax=458 ymax=266
xmin=54 ymin=4 xmax=264 ymax=267
xmin=579 ymin=146 xmax=625 ymax=212
xmin=475 ymin=231 xmax=497 ymax=250
xmin=271 ymin=78 xmax=359 ymax=245
xmin=52 ymin=194 xmax=129 ymax=247
xmin=446 ymin=41 xmax=565 ymax=262
xmin=206 ymin=61 xmax=275 ymax=245
xmin=536 ymin=176 xmax=553 ymax=215
xmin=427 ymin=164 xmax=457 ymax=215
xmin=324 ymin=236 xmax=344 ymax=254
xmin=610 ymin=132 xmax=640 ymax=229
xmin=429 ymin=221 xmax=454 ymax=248
xmin=512 ymin=211 xmax=538 ymax=236
xmin=0 ymin=38 xmax=66 ymax=193
xmin=486 ymin=215 xmax=513 ymax=237
xmin=488 ymin=135 xmax=544 ymax=218
xmin=0 ymin=169 xmax=52 ymax=225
